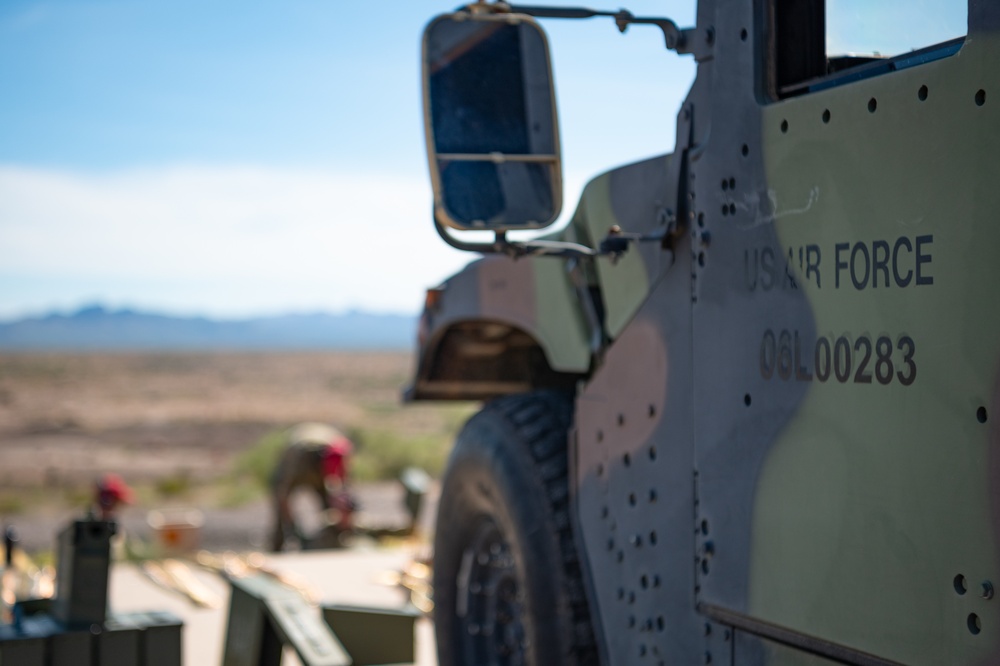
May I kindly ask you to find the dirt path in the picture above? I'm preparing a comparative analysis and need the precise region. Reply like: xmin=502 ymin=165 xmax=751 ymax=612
xmin=7 ymin=480 xmax=439 ymax=555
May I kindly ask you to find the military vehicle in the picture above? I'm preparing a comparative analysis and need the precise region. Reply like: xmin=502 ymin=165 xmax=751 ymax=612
xmin=407 ymin=1 xmax=998 ymax=664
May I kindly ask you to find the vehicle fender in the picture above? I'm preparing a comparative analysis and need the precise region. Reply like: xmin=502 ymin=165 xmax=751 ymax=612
xmin=408 ymin=253 xmax=591 ymax=401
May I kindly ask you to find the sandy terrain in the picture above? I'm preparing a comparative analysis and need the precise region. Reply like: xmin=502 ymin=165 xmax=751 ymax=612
xmin=0 ymin=352 xmax=466 ymax=552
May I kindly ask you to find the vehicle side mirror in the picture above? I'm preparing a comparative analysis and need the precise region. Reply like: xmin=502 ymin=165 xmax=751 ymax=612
xmin=422 ymin=11 xmax=563 ymax=232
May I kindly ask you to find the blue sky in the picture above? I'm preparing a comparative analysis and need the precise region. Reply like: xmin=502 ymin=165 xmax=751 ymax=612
xmin=0 ymin=1 xmax=964 ymax=320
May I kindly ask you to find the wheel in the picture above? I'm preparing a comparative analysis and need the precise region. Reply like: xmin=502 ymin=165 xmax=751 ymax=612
xmin=433 ymin=390 xmax=598 ymax=666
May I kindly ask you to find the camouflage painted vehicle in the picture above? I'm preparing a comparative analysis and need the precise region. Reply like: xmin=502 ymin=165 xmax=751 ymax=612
xmin=408 ymin=1 xmax=999 ymax=664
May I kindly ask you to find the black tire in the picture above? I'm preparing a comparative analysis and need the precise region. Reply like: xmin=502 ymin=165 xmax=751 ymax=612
xmin=433 ymin=390 xmax=598 ymax=666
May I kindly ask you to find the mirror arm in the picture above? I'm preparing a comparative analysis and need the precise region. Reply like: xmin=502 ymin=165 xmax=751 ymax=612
xmin=487 ymin=3 xmax=623 ymax=20
xmin=598 ymin=226 xmax=669 ymax=264
xmin=435 ymin=213 xmax=665 ymax=262
xmin=502 ymin=4 xmax=704 ymax=54
xmin=435 ymin=216 xmax=598 ymax=258
xmin=514 ymin=239 xmax=598 ymax=258
xmin=434 ymin=215 xmax=509 ymax=254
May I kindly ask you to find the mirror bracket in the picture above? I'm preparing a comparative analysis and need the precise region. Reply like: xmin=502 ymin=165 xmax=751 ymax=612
xmin=486 ymin=3 xmax=711 ymax=58
xmin=434 ymin=215 xmax=669 ymax=263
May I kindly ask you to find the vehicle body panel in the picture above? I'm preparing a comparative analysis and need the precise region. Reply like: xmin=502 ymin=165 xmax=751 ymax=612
xmin=413 ymin=0 xmax=1000 ymax=663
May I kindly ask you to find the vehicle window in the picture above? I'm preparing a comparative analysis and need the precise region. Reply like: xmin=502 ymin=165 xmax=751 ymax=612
xmin=773 ymin=0 xmax=967 ymax=98
xmin=827 ymin=0 xmax=966 ymax=59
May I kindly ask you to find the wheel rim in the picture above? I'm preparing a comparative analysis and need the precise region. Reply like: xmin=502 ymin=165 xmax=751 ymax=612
xmin=455 ymin=517 xmax=527 ymax=665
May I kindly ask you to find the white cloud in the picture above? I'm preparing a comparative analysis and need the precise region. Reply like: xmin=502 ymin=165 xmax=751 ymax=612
xmin=0 ymin=164 xmax=477 ymax=316
xmin=0 ymin=163 xmax=608 ymax=319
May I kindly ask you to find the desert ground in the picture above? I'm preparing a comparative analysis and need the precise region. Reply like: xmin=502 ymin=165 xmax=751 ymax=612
xmin=0 ymin=351 xmax=474 ymax=553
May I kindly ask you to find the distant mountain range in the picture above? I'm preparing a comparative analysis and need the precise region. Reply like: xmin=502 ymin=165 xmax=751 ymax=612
xmin=0 ymin=305 xmax=417 ymax=350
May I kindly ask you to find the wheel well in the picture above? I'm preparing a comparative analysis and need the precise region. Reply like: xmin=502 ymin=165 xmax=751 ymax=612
xmin=411 ymin=320 xmax=586 ymax=401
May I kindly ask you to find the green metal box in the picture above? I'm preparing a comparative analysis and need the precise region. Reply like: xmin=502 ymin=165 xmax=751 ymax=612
xmin=322 ymin=604 xmax=420 ymax=666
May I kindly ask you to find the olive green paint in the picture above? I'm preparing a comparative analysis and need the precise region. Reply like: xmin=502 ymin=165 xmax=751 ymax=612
xmin=571 ymin=173 xmax=653 ymax=339
xmin=739 ymin=634 xmax=846 ymax=665
xmin=530 ymin=254 xmax=592 ymax=372
xmin=750 ymin=33 xmax=1000 ymax=665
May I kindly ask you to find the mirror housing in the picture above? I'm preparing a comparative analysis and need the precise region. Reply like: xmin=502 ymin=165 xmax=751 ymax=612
xmin=422 ymin=11 xmax=563 ymax=232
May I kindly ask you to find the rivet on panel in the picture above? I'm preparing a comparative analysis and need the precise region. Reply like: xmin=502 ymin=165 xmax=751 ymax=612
xmin=982 ymin=581 xmax=994 ymax=600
